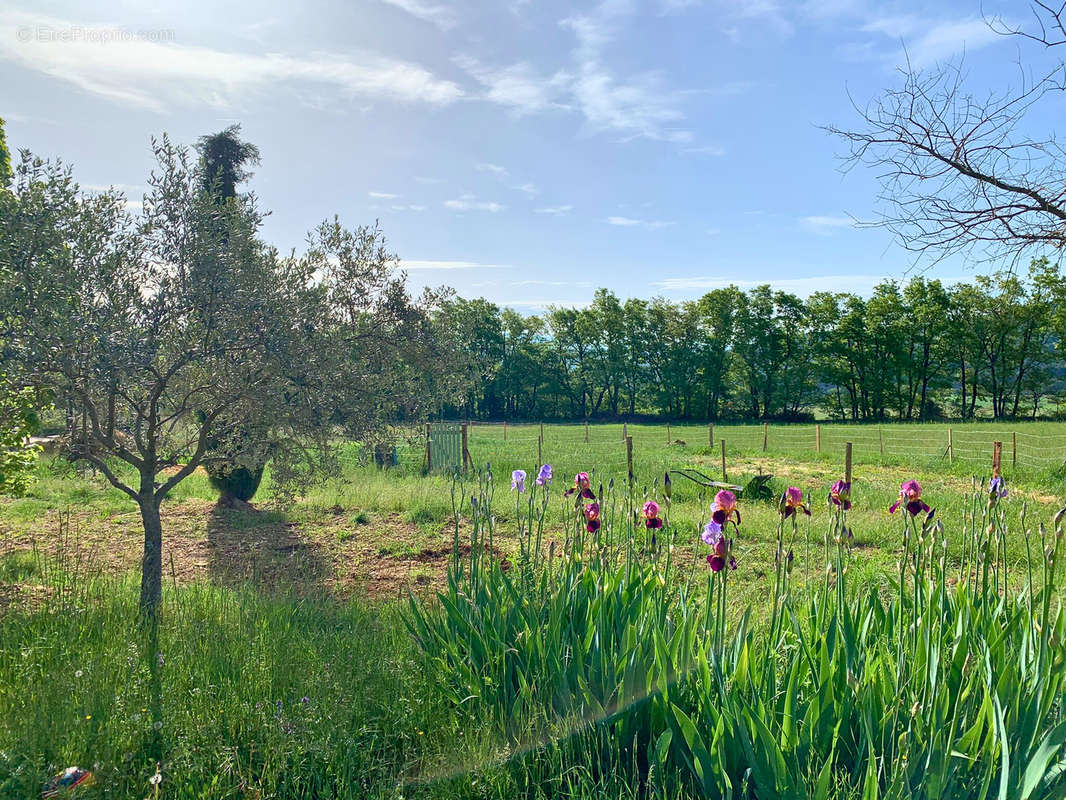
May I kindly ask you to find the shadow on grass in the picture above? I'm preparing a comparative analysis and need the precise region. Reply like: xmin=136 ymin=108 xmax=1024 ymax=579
xmin=205 ymin=506 xmax=330 ymax=594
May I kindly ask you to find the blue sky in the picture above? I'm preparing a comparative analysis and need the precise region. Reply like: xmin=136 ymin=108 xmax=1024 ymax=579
xmin=1 ymin=0 xmax=1037 ymax=311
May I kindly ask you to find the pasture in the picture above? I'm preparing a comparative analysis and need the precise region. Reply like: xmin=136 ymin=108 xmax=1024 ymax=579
xmin=2 ymin=421 xmax=1066 ymax=798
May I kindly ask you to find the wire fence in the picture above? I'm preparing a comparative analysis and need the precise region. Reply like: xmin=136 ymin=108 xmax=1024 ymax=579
xmin=387 ymin=421 xmax=1066 ymax=481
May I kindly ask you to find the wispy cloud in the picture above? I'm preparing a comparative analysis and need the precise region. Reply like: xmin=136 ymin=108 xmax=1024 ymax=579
xmin=400 ymin=259 xmax=512 ymax=270
xmin=513 ymin=182 xmax=537 ymax=195
xmin=684 ymin=144 xmax=726 ymax=156
xmin=390 ymin=204 xmax=426 ymax=211
xmin=562 ymin=2 xmax=692 ymax=143
xmin=414 ymin=176 xmax=446 ymax=184
xmin=801 ymin=215 xmax=855 ymax=233
xmin=475 ymin=162 xmax=509 ymax=177
xmin=456 ymin=3 xmax=705 ymax=144
xmin=901 ymin=18 xmax=1003 ymax=68
xmin=705 ymin=0 xmax=794 ymax=36
xmin=455 ymin=54 xmax=571 ymax=114
xmin=607 ymin=215 xmax=677 ymax=229
xmin=0 ymin=10 xmax=463 ymax=111
xmin=378 ymin=0 xmax=456 ymax=30
xmin=855 ymin=13 xmax=1006 ymax=68
xmin=369 ymin=190 xmax=399 ymax=198
xmin=444 ymin=193 xmax=506 ymax=212
xmin=534 ymin=205 xmax=573 ymax=215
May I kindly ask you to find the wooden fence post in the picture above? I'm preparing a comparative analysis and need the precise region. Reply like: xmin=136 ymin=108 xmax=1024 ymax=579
xmin=879 ymin=427 xmax=884 ymax=457
xmin=626 ymin=436 xmax=634 ymax=485
xmin=947 ymin=428 xmax=954 ymax=464
xmin=667 ymin=422 xmax=671 ymax=445
xmin=845 ymin=442 xmax=853 ymax=487
xmin=815 ymin=424 xmax=821 ymax=453
xmin=721 ymin=439 xmax=727 ymax=482
xmin=623 ymin=422 xmax=628 ymax=442
xmin=763 ymin=422 xmax=768 ymax=452
xmin=709 ymin=422 xmax=714 ymax=448
xmin=537 ymin=434 xmax=543 ymax=466
xmin=425 ymin=423 xmax=432 ymax=472
xmin=1012 ymin=431 xmax=1017 ymax=468
xmin=461 ymin=424 xmax=470 ymax=471
xmin=585 ymin=419 xmax=589 ymax=443
xmin=540 ymin=422 xmax=544 ymax=442
xmin=993 ymin=441 xmax=1002 ymax=478
xmin=503 ymin=421 xmax=507 ymax=441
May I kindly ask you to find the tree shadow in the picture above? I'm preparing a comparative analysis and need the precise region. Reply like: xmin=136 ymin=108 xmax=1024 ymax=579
xmin=205 ymin=506 xmax=331 ymax=594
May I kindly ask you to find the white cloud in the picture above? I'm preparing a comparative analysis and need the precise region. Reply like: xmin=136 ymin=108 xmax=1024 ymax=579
xmin=607 ymin=215 xmax=676 ymax=229
xmin=369 ymin=190 xmax=399 ymax=198
xmin=378 ymin=0 xmax=456 ymax=30
xmin=858 ymin=13 xmax=1006 ymax=68
xmin=801 ymin=214 xmax=861 ymax=233
xmin=0 ymin=10 xmax=463 ymax=111
xmin=400 ymin=259 xmax=512 ymax=270
xmin=455 ymin=3 xmax=695 ymax=143
xmin=455 ymin=55 xmax=571 ymax=114
xmin=444 ymin=193 xmax=506 ymax=212
xmin=390 ymin=204 xmax=426 ymax=211
xmin=652 ymin=274 xmax=892 ymax=296
xmin=904 ymin=18 xmax=1003 ymax=68
xmin=475 ymin=162 xmax=509 ymax=177
xmin=561 ymin=3 xmax=694 ymax=143
xmin=414 ymin=176 xmax=446 ymax=184
xmin=534 ymin=205 xmax=573 ymax=215
xmin=513 ymin=182 xmax=537 ymax=195
xmin=801 ymin=215 xmax=855 ymax=232
xmin=684 ymin=144 xmax=726 ymax=156
xmin=705 ymin=0 xmax=793 ymax=35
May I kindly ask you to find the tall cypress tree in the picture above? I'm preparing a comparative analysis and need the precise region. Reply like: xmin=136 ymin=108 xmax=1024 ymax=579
xmin=194 ymin=125 xmax=266 ymax=506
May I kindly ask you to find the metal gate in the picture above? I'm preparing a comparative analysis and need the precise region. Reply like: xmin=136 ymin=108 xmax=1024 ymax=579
xmin=428 ymin=423 xmax=464 ymax=472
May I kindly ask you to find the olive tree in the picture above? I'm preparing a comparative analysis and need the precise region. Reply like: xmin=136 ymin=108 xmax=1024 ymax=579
xmin=4 ymin=136 xmax=459 ymax=615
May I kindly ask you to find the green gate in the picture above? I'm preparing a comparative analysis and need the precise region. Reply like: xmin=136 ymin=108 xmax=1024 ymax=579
xmin=428 ymin=423 xmax=464 ymax=472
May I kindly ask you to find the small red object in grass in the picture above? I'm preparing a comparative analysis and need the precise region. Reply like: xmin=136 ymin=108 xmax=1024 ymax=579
xmin=42 ymin=767 xmax=95 ymax=797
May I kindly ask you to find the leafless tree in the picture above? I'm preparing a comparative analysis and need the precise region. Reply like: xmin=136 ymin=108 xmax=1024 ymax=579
xmin=828 ymin=3 xmax=1066 ymax=265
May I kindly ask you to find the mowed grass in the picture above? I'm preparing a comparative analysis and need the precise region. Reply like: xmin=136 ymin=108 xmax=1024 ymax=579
xmin=4 ymin=422 xmax=1066 ymax=599
xmin=2 ymin=422 xmax=1066 ymax=797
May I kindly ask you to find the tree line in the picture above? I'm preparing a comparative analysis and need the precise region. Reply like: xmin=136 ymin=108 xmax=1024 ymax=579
xmin=437 ymin=260 xmax=1066 ymax=423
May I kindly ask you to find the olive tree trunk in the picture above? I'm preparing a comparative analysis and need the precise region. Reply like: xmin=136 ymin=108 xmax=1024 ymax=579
xmin=138 ymin=490 xmax=163 ymax=615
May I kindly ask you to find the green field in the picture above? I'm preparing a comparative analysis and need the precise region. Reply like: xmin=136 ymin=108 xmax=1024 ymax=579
xmin=2 ymin=423 xmax=1066 ymax=797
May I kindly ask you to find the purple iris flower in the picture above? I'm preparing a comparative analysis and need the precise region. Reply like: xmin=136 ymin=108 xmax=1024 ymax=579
xmin=511 ymin=470 xmax=526 ymax=493
xmin=701 ymin=520 xmax=723 ymax=546
xmin=536 ymin=463 xmax=553 ymax=486
xmin=889 ymin=479 xmax=932 ymax=517
xmin=829 ymin=480 xmax=851 ymax=511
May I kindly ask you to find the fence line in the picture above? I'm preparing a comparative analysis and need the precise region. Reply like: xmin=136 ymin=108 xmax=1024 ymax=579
xmin=392 ymin=421 xmax=1066 ymax=480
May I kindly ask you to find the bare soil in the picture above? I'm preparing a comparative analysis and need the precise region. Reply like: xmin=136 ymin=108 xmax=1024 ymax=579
xmin=0 ymin=500 xmax=508 ymax=601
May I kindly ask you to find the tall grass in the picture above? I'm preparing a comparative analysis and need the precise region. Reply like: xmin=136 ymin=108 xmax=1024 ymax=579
xmin=0 ymin=546 xmax=476 ymax=799
xmin=408 ymin=469 xmax=1066 ymax=798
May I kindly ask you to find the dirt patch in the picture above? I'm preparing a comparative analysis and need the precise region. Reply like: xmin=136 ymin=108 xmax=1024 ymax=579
xmin=0 ymin=502 xmax=484 ymax=602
